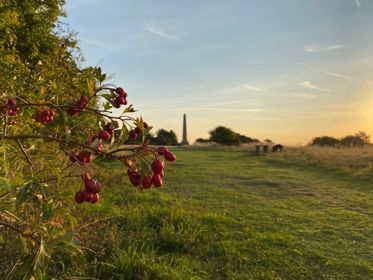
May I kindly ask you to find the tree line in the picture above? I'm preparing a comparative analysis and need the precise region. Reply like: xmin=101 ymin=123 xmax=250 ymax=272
xmin=311 ymin=131 xmax=370 ymax=148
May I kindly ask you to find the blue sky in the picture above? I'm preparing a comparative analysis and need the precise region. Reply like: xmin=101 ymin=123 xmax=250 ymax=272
xmin=64 ymin=0 xmax=373 ymax=145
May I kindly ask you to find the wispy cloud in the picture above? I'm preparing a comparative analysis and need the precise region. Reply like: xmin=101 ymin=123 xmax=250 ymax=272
xmin=287 ymin=92 xmax=318 ymax=98
xmin=221 ymin=83 xmax=266 ymax=94
xmin=144 ymin=23 xmax=184 ymax=42
xmin=82 ymin=38 xmax=122 ymax=52
xmin=355 ymin=0 xmax=361 ymax=8
xmin=298 ymin=63 xmax=373 ymax=86
xmin=242 ymin=84 xmax=265 ymax=92
xmin=303 ymin=44 xmax=345 ymax=53
xmin=298 ymin=81 xmax=330 ymax=92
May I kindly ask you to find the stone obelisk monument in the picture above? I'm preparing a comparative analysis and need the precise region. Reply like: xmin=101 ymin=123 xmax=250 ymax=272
xmin=180 ymin=114 xmax=189 ymax=145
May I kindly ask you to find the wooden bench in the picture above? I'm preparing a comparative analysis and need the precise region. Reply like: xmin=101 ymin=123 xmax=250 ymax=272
xmin=255 ymin=144 xmax=269 ymax=155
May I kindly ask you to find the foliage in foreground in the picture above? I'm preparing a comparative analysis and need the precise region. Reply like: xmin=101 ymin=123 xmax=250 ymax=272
xmin=0 ymin=1 xmax=176 ymax=278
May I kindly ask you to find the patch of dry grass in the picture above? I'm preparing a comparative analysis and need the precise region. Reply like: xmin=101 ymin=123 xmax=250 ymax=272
xmin=273 ymin=145 xmax=373 ymax=177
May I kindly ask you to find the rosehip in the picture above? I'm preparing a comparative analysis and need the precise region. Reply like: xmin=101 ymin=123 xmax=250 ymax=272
xmin=143 ymin=122 xmax=149 ymax=129
xmin=157 ymin=146 xmax=169 ymax=155
xmin=99 ymin=130 xmax=111 ymax=141
xmin=129 ymin=172 xmax=141 ymax=187
xmin=152 ymin=174 xmax=163 ymax=187
xmin=91 ymin=193 xmax=100 ymax=204
xmin=135 ymin=127 xmax=141 ymax=134
xmin=152 ymin=159 xmax=164 ymax=174
xmin=115 ymin=87 xmax=126 ymax=97
xmin=77 ymin=152 xmax=87 ymax=164
xmin=6 ymin=98 xmax=16 ymax=108
xmin=142 ymin=175 xmax=153 ymax=189
xmin=48 ymin=109 xmax=55 ymax=116
xmin=82 ymin=191 xmax=93 ymax=202
xmin=82 ymin=172 xmax=90 ymax=182
xmin=75 ymin=191 xmax=85 ymax=204
xmin=115 ymin=96 xmax=126 ymax=105
xmin=129 ymin=130 xmax=137 ymax=140
xmin=164 ymin=151 xmax=176 ymax=162
xmin=85 ymin=178 xmax=100 ymax=193
xmin=80 ymin=96 xmax=89 ymax=104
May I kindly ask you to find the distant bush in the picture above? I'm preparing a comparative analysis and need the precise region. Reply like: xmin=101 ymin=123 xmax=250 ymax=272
xmin=311 ymin=136 xmax=340 ymax=147
xmin=151 ymin=129 xmax=178 ymax=146
xmin=340 ymin=135 xmax=365 ymax=148
xmin=195 ymin=138 xmax=210 ymax=144
xmin=209 ymin=126 xmax=237 ymax=145
xmin=311 ymin=131 xmax=370 ymax=148
xmin=207 ymin=126 xmax=259 ymax=146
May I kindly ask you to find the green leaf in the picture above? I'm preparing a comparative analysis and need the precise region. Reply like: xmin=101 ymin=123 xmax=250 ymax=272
xmin=103 ymin=102 xmax=112 ymax=110
xmin=101 ymin=93 xmax=113 ymax=102
xmin=87 ymin=79 xmax=95 ymax=94
xmin=123 ymin=104 xmax=136 ymax=113
xmin=120 ymin=124 xmax=129 ymax=143
xmin=16 ymin=183 xmax=30 ymax=207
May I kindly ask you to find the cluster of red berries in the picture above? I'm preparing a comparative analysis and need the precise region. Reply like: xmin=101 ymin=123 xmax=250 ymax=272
xmin=157 ymin=146 xmax=176 ymax=162
xmin=35 ymin=108 xmax=55 ymax=124
xmin=114 ymin=87 xmax=128 ymax=108
xmin=127 ymin=146 xmax=176 ymax=189
xmin=74 ymin=173 xmax=101 ymax=204
xmin=69 ymin=151 xmax=94 ymax=165
xmin=67 ymin=96 xmax=89 ymax=116
xmin=129 ymin=122 xmax=148 ymax=140
xmin=1 ymin=98 xmax=19 ymax=125
xmin=69 ymin=126 xmax=116 ymax=165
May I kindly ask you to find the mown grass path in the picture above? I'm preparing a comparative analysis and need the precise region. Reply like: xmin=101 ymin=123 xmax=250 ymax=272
xmin=96 ymin=147 xmax=373 ymax=279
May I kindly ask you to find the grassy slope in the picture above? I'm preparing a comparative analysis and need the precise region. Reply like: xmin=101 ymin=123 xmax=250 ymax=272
xmin=84 ymin=147 xmax=373 ymax=280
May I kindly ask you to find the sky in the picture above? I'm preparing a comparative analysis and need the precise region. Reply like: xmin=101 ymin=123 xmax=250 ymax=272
xmin=63 ymin=0 xmax=373 ymax=145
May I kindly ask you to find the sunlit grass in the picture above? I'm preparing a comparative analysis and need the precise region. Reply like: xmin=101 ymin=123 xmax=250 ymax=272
xmin=71 ymin=146 xmax=373 ymax=279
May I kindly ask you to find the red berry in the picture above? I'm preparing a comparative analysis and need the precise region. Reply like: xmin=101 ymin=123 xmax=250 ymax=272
xmin=115 ymin=87 xmax=126 ymax=97
xmin=48 ymin=109 xmax=55 ymax=117
xmin=84 ymin=152 xmax=93 ymax=163
xmin=85 ymin=178 xmax=100 ymax=193
xmin=159 ymin=171 xmax=164 ymax=178
xmin=115 ymin=96 xmax=126 ymax=105
xmin=82 ymin=172 xmax=90 ymax=183
xmin=152 ymin=174 xmax=163 ymax=187
xmin=164 ymin=151 xmax=176 ymax=162
xmin=135 ymin=127 xmax=141 ymax=134
xmin=91 ymin=193 xmax=100 ymax=203
xmin=77 ymin=152 xmax=87 ymax=164
xmin=142 ymin=175 xmax=152 ymax=189
xmin=80 ymin=96 xmax=89 ymax=104
xmin=157 ymin=146 xmax=169 ymax=155
xmin=129 ymin=130 xmax=137 ymax=140
xmin=82 ymin=191 xmax=93 ymax=202
xmin=99 ymin=130 xmax=111 ymax=141
xmin=143 ymin=122 xmax=149 ymax=129
xmin=75 ymin=191 xmax=85 ymax=204
xmin=129 ymin=172 xmax=141 ymax=187
xmin=152 ymin=159 xmax=164 ymax=174
xmin=6 ymin=98 xmax=16 ymax=108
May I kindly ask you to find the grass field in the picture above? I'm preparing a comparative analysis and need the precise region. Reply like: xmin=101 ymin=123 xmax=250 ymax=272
xmin=75 ymin=146 xmax=373 ymax=280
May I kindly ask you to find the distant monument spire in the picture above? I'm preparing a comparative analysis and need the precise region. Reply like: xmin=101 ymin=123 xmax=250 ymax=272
xmin=181 ymin=113 xmax=189 ymax=145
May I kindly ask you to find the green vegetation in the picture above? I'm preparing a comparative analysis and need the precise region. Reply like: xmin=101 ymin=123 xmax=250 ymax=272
xmin=23 ymin=146 xmax=370 ymax=279
xmin=197 ymin=126 xmax=260 ymax=145
xmin=311 ymin=131 xmax=370 ymax=148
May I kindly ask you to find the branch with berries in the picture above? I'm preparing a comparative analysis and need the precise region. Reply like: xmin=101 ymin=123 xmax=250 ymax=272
xmin=1 ymin=85 xmax=176 ymax=205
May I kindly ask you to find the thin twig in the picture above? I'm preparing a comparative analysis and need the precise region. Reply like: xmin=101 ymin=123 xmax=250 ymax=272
xmin=17 ymin=139 xmax=34 ymax=172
